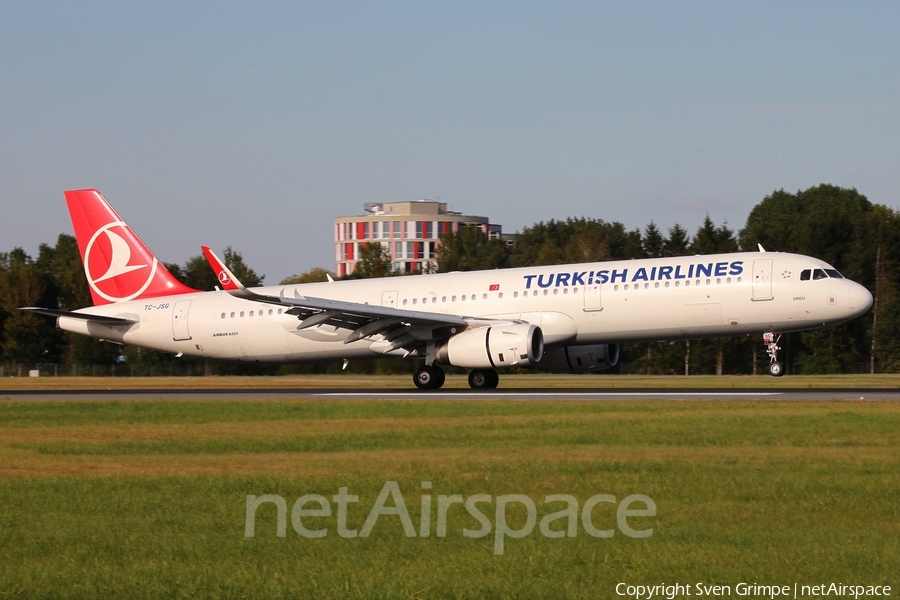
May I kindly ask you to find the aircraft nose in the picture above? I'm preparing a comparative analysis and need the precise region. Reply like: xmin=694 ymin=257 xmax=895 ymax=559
xmin=848 ymin=282 xmax=873 ymax=315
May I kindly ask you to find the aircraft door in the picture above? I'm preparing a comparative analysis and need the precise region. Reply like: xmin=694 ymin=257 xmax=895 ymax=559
xmin=381 ymin=291 xmax=399 ymax=308
xmin=752 ymin=259 xmax=773 ymax=300
xmin=172 ymin=300 xmax=192 ymax=340
xmin=583 ymin=283 xmax=602 ymax=311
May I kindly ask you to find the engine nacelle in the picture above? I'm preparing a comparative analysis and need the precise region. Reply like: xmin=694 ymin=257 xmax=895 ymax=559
xmin=437 ymin=324 xmax=543 ymax=369
xmin=533 ymin=343 xmax=620 ymax=373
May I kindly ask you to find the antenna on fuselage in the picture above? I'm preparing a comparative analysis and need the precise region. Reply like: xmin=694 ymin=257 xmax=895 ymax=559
xmin=758 ymin=244 xmax=767 ymax=252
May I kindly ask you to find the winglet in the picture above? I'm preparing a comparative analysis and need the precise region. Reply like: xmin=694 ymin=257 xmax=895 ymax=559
xmin=201 ymin=246 xmax=243 ymax=291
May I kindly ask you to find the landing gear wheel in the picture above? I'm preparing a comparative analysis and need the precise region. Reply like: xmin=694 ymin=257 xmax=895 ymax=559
xmin=414 ymin=365 xmax=444 ymax=389
xmin=762 ymin=332 xmax=785 ymax=378
xmin=468 ymin=369 xmax=499 ymax=389
xmin=434 ymin=367 xmax=446 ymax=389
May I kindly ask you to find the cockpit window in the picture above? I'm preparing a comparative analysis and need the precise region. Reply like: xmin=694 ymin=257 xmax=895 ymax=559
xmin=801 ymin=268 xmax=843 ymax=281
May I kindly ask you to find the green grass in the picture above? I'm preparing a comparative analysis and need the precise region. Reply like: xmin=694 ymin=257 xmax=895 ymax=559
xmin=3 ymin=372 xmax=900 ymax=391
xmin=1 ymin=399 xmax=898 ymax=598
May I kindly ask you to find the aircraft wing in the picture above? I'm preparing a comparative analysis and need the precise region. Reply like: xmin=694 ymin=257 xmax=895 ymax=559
xmin=201 ymin=246 xmax=477 ymax=351
xmin=19 ymin=307 xmax=138 ymax=326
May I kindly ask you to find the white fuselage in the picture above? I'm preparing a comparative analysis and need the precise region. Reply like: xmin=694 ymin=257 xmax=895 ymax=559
xmin=60 ymin=252 xmax=872 ymax=364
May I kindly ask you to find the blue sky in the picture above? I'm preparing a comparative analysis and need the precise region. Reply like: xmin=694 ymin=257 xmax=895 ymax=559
xmin=2 ymin=2 xmax=898 ymax=282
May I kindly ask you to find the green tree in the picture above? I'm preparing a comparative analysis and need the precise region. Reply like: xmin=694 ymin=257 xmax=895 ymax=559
xmin=223 ymin=247 xmax=264 ymax=287
xmin=0 ymin=248 xmax=63 ymax=364
xmin=663 ymin=224 xmax=690 ymax=257
xmin=280 ymin=268 xmax=335 ymax=285
xmin=354 ymin=242 xmax=393 ymax=278
xmin=438 ymin=225 xmax=510 ymax=272
xmin=170 ymin=246 xmax=265 ymax=290
xmin=509 ymin=218 xmax=633 ymax=268
xmin=642 ymin=222 xmax=664 ymax=258
xmin=738 ymin=184 xmax=888 ymax=373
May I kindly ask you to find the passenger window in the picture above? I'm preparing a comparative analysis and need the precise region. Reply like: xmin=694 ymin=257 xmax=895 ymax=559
xmin=413 ymin=298 xmax=418 ymax=305
xmin=813 ymin=269 xmax=828 ymax=280
xmin=268 ymin=309 xmax=273 ymax=315
xmin=573 ymin=287 xmax=578 ymax=293
xmin=442 ymin=296 xmax=447 ymax=302
xmin=230 ymin=312 xmax=235 ymax=318
xmin=240 ymin=311 xmax=244 ymax=317
xmin=402 ymin=299 xmax=407 ymax=306
xmin=249 ymin=310 xmax=254 ymax=317
xmin=451 ymin=296 xmax=456 ymax=302
xmin=800 ymin=269 xmax=811 ymax=281
xmin=483 ymin=293 xmax=488 ymax=300
xmin=278 ymin=309 xmax=283 ymax=315
xmin=471 ymin=295 xmax=475 ymax=300
xmin=221 ymin=313 xmax=225 ymax=319
xmin=514 ymin=291 xmax=519 ymax=298
xmin=498 ymin=292 xmax=503 ymax=299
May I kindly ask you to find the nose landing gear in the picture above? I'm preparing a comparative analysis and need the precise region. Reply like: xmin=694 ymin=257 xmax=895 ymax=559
xmin=763 ymin=332 xmax=785 ymax=377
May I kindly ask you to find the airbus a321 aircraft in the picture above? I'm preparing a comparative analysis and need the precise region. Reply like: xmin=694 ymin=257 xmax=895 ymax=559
xmin=22 ymin=189 xmax=873 ymax=389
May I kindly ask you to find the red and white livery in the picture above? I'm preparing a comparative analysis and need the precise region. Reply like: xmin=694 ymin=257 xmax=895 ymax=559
xmin=22 ymin=189 xmax=874 ymax=389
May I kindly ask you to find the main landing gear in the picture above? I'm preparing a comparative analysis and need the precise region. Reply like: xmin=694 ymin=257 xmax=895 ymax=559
xmin=763 ymin=332 xmax=785 ymax=377
xmin=468 ymin=369 xmax=499 ymax=389
xmin=412 ymin=365 xmax=501 ymax=389
xmin=414 ymin=365 xmax=446 ymax=390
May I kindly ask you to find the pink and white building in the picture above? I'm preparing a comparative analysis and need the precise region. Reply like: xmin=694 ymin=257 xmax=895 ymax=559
xmin=334 ymin=200 xmax=503 ymax=276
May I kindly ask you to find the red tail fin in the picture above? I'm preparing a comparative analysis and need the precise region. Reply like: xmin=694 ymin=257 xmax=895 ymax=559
xmin=64 ymin=189 xmax=198 ymax=305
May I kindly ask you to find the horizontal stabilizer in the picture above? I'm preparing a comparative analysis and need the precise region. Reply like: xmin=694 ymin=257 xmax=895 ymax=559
xmin=19 ymin=307 xmax=138 ymax=326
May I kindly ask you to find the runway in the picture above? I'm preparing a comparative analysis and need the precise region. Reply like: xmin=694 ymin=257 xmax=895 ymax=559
xmin=1 ymin=387 xmax=897 ymax=401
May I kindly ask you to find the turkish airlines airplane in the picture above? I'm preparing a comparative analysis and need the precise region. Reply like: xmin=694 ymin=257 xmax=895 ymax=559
xmin=23 ymin=189 xmax=873 ymax=389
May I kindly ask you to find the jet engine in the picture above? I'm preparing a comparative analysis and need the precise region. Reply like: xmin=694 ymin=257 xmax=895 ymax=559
xmin=436 ymin=324 xmax=543 ymax=369
xmin=533 ymin=343 xmax=619 ymax=373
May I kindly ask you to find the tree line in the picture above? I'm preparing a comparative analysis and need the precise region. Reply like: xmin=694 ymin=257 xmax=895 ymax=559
xmin=1 ymin=184 xmax=897 ymax=375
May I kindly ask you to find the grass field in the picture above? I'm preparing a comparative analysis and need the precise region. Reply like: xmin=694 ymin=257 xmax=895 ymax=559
xmin=2 ymin=372 xmax=900 ymax=390
xmin=1 ymin=398 xmax=897 ymax=598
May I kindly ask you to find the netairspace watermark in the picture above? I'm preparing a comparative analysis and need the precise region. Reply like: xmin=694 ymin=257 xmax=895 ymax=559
xmin=244 ymin=480 xmax=656 ymax=555
xmin=616 ymin=582 xmax=892 ymax=600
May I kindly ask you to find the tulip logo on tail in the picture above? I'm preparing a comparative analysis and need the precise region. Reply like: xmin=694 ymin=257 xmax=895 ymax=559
xmin=218 ymin=270 xmax=232 ymax=286
xmin=84 ymin=221 xmax=158 ymax=303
